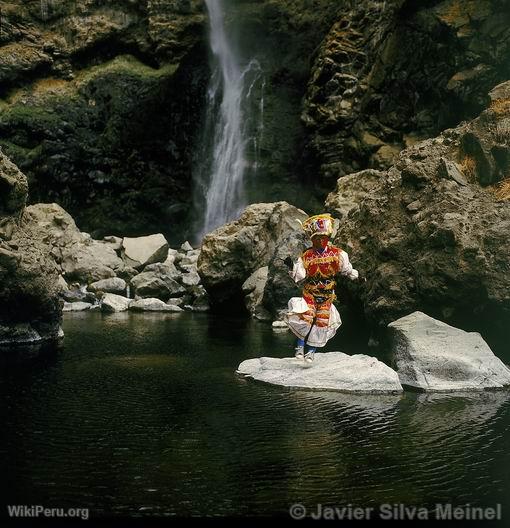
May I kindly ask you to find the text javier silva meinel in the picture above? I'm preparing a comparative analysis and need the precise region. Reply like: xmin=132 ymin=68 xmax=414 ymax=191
xmin=291 ymin=503 xmax=502 ymax=521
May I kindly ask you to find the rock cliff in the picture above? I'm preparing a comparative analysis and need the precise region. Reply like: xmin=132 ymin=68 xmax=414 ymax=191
xmin=0 ymin=0 xmax=207 ymax=241
xmin=303 ymin=0 xmax=510 ymax=191
xmin=3 ymin=1 xmax=506 ymax=241
xmin=326 ymin=81 xmax=510 ymax=348
xmin=0 ymin=150 xmax=61 ymax=346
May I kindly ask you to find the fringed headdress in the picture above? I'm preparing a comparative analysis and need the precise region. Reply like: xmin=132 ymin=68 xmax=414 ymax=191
xmin=302 ymin=213 xmax=334 ymax=238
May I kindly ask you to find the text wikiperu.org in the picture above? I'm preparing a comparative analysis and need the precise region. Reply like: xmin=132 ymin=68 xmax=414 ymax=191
xmin=309 ymin=503 xmax=502 ymax=521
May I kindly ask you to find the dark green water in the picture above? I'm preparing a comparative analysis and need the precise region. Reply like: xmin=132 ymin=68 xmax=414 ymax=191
xmin=1 ymin=312 xmax=509 ymax=521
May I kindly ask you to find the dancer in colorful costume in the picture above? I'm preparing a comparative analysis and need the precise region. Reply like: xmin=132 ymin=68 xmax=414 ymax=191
xmin=285 ymin=214 xmax=360 ymax=363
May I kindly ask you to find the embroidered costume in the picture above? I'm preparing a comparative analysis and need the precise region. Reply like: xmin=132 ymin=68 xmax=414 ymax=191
xmin=284 ymin=214 xmax=359 ymax=361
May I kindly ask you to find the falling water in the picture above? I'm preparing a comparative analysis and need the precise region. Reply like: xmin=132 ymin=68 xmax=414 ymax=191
xmin=40 ymin=0 xmax=49 ymax=19
xmin=193 ymin=0 xmax=264 ymax=240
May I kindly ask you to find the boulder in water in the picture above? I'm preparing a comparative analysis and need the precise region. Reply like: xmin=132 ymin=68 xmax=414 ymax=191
xmin=130 ymin=264 xmax=185 ymax=301
xmin=237 ymin=352 xmax=403 ymax=394
xmin=326 ymin=83 xmax=510 ymax=339
xmin=198 ymin=201 xmax=308 ymax=307
xmin=242 ymin=266 xmax=271 ymax=320
xmin=129 ymin=298 xmax=183 ymax=312
xmin=388 ymin=311 xmax=510 ymax=391
xmin=0 ymin=154 xmax=62 ymax=347
xmin=101 ymin=293 xmax=130 ymax=313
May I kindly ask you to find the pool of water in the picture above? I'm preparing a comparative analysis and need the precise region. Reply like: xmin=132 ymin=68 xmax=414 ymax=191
xmin=1 ymin=312 xmax=509 ymax=521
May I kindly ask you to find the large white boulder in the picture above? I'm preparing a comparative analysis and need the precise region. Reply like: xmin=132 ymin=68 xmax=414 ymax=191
xmin=121 ymin=234 xmax=169 ymax=269
xmin=101 ymin=293 xmax=130 ymax=313
xmin=237 ymin=352 xmax=403 ymax=394
xmin=388 ymin=311 xmax=510 ymax=391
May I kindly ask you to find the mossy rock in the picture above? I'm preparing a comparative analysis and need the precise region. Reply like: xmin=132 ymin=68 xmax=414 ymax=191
xmin=0 ymin=53 xmax=205 ymax=240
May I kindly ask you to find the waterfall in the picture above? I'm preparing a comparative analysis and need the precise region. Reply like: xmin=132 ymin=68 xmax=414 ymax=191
xmin=193 ymin=0 xmax=264 ymax=241
xmin=40 ymin=0 xmax=49 ymax=19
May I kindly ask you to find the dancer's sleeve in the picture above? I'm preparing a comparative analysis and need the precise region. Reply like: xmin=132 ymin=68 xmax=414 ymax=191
xmin=339 ymin=250 xmax=359 ymax=280
xmin=290 ymin=257 xmax=306 ymax=282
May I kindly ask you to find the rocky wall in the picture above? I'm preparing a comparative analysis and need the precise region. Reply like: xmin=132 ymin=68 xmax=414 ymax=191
xmin=0 ymin=0 xmax=208 ymax=242
xmin=303 ymin=0 xmax=510 ymax=191
xmin=0 ymin=150 xmax=61 ymax=346
xmin=326 ymin=81 xmax=510 ymax=350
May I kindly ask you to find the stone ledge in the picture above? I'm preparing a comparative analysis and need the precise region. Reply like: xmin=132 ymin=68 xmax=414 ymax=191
xmin=237 ymin=352 xmax=403 ymax=394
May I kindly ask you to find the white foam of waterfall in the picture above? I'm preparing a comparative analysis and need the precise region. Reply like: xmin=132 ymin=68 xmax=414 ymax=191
xmin=194 ymin=0 xmax=264 ymax=241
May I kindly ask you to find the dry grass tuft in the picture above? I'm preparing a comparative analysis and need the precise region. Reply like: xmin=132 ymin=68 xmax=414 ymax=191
xmin=491 ymin=178 xmax=510 ymax=202
xmin=458 ymin=155 xmax=477 ymax=180
xmin=489 ymin=98 xmax=510 ymax=117
xmin=33 ymin=78 xmax=69 ymax=94
xmin=493 ymin=118 xmax=510 ymax=144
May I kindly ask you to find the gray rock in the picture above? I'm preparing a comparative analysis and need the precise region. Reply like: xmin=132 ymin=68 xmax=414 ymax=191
xmin=166 ymin=297 xmax=185 ymax=308
xmin=130 ymin=266 xmax=186 ymax=301
xmin=261 ymin=230 xmax=309 ymax=318
xmin=178 ymin=263 xmax=197 ymax=274
xmin=325 ymin=87 xmax=510 ymax=337
xmin=63 ymin=301 xmax=92 ymax=312
xmin=163 ymin=248 xmax=179 ymax=266
xmin=25 ymin=203 xmax=125 ymax=283
xmin=61 ymin=288 xmax=97 ymax=304
xmin=101 ymin=293 xmax=130 ymax=313
xmin=388 ymin=311 xmax=510 ymax=391
xmin=181 ymin=270 xmax=201 ymax=287
xmin=325 ymin=169 xmax=385 ymax=220
xmin=102 ymin=235 xmax=123 ymax=252
xmin=237 ymin=352 xmax=403 ymax=393
xmin=61 ymin=239 xmax=123 ymax=282
xmin=242 ymin=266 xmax=268 ymax=313
xmin=0 ymin=154 xmax=61 ymax=346
xmin=117 ymin=266 xmax=139 ymax=281
xmin=129 ymin=298 xmax=183 ymax=312
xmin=178 ymin=255 xmax=199 ymax=270
xmin=88 ymin=277 xmax=127 ymax=294
xmin=182 ymin=285 xmax=210 ymax=312
xmin=0 ymin=322 xmax=41 ymax=346
xmin=143 ymin=262 xmax=180 ymax=279
xmin=121 ymin=234 xmax=169 ymax=269
xmin=438 ymin=157 xmax=468 ymax=186
xmin=181 ymin=241 xmax=193 ymax=252
xmin=56 ymin=275 xmax=69 ymax=292
xmin=198 ymin=202 xmax=308 ymax=306
xmin=182 ymin=249 xmax=200 ymax=261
